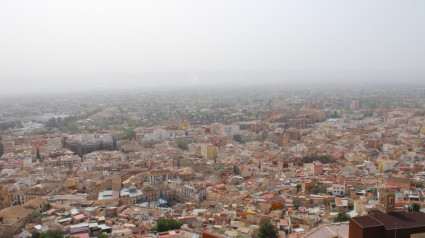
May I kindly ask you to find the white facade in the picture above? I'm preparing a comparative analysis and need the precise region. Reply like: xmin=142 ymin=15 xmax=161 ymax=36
xmin=147 ymin=171 xmax=169 ymax=183
xmin=143 ymin=129 xmax=175 ymax=141
xmin=182 ymin=184 xmax=206 ymax=202
xmin=331 ymin=184 xmax=345 ymax=196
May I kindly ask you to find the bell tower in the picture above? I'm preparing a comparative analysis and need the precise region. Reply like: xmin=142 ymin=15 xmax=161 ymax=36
xmin=378 ymin=188 xmax=395 ymax=213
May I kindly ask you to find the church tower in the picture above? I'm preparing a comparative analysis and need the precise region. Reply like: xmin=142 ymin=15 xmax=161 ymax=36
xmin=0 ymin=185 xmax=11 ymax=209
xmin=378 ymin=188 xmax=395 ymax=213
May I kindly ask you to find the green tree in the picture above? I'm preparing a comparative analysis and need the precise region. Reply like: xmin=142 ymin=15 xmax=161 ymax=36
xmin=151 ymin=217 xmax=182 ymax=233
xmin=125 ymin=128 xmax=135 ymax=141
xmin=56 ymin=117 xmax=63 ymax=126
xmin=296 ymin=184 xmax=302 ymax=193
xmin=413 ymin=203 xmax=421 ymax=212
xmin=31 ymin=232 xmax=41 ymax=238
xmin=409 ymin=203 xmax=421 ymax=212
xmin=32 ymin=229 xmax=64 ymax=238
xmin=127 ymin=119 xmax=138 ymax=128
xmin=334 ymin=212 xmax=350 ymax=223
xmin=97 ymin=233 xmax=109 ymax=238
xmin=258 ymin=221 xmax=278 ymax=238
xmin=0 ymin=142 xmax=3 ymax=157
xmin=45 ymin=118 xmax=58 ymax=128
xmin=176 ymin=140 xmax=188 ymax=151
xmin=302 ymin=154 xmax=332 ymax=164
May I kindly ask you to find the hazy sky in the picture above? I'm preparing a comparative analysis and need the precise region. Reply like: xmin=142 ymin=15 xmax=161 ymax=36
xmin=1 ymin=0 xmax=425 ymax=93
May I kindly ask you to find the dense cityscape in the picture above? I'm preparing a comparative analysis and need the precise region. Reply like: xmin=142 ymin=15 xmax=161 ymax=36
xmin=2 ymin=0 xmax=425 ymax=237
xmin=0 ymin=84 xmax=424 ymax=238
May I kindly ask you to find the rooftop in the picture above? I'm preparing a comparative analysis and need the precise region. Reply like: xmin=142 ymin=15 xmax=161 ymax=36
xmin=351 ymin=210 xmax=425 ymax=230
